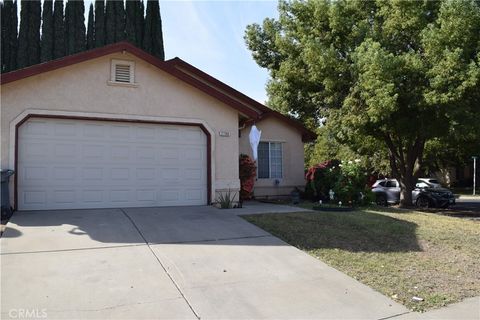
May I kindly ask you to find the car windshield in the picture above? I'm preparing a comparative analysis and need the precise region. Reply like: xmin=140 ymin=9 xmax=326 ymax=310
xmin=428 ymin=179 xmax=439 ymax=184
xmin=416 ymin=181 xmax=432 ymax=188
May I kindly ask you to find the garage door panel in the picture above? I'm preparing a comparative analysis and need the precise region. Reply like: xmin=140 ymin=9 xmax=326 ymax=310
xmin=54 ymin=122 xmax=78 ymax=137
xmin=18 ymin=119 xmax=207 ymax=210
xmin=23 ymin=190 xmax=47 ymax=207
xmin=23 ymin=120 xmax=49 ymax=136
xmin=82 ymin=190 xmax=104 ymax=203
xmin=53 ymin=190 xmax=76 ymax=204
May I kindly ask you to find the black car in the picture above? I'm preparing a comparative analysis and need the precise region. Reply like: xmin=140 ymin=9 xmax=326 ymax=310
xmin=413 ymin=181 xmax=456 ymax=209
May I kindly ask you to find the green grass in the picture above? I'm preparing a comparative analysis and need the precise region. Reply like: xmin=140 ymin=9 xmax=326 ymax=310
xmin=242 ymin=207 xmax=480 ymax=312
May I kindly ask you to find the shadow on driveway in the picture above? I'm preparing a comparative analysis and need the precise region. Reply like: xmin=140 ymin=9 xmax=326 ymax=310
xmin=0 ymin=206 xmax=278 ymax=254
xmin=1 ymin=205 xmax=422 ymax=253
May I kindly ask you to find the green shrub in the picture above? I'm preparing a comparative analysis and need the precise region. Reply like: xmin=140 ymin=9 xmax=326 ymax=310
xmin=216 ymin=189 xmax=237 ymax=209
xmin=306 ymin=159 xmax=372 ymax=206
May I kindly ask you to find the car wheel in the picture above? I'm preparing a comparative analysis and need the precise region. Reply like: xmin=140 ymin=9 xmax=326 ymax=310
xmin=375 ymin=194 xmax=387 ymax=206
xmin=416 ymin=196 xmax=430 ymax=209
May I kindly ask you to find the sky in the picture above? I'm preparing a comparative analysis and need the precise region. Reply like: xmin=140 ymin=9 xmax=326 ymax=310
xmin=160 ymin=1 xmax=278 ymax=103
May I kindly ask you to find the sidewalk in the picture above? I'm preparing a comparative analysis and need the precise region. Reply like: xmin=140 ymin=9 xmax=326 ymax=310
xmin=232 ymin=200 xmax=313 ymax=215
xmin=458 ymin=194 xmax=480 ymax=200
xmin=395 ymin=296 xmax=479 ymax=320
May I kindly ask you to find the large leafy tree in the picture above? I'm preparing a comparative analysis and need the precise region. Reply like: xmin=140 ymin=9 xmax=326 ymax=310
xmin=1 ymin=0 xmax=18 ymax=72
xmin=245 ymin=0 xmax=480 ymax=207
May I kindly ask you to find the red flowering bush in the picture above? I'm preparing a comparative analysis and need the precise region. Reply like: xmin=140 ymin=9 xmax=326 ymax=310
xmin=239 ymin=154 xmax=256 ymax=200
xmin=306 ymin=159 xmax=372 ymax=205
xmin=305 ymin=160 xmax=340 ymax=201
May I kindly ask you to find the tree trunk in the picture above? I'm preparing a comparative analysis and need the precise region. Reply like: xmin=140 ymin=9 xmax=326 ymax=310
xmin=384 ymin=134 xmax=425 ymax=208
xmin=399 ymin=174 xmax=415 ymax=208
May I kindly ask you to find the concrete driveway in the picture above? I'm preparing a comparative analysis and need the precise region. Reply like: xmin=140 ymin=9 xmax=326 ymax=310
xmin=1 ymin=206 xmax=408 ymax=319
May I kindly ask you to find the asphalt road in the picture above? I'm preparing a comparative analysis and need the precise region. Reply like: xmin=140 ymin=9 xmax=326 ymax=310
xmin=438 ymin=197 xmax=480 ymax=218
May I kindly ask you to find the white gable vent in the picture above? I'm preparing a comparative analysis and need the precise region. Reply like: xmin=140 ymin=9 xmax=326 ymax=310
xmin=109 ymin=59 xmax=137 ymax=87
xmin=115 ymin=64 xmax=131 ymax=82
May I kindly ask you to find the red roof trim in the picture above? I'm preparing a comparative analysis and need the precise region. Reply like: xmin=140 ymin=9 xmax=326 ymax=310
xmin=1 ymin=41 xmax=315 ymax=141
xmin=166 ymin=58 xmax=316 ymax=142
xmin=0 ymin=42 xmax=259 ymax=119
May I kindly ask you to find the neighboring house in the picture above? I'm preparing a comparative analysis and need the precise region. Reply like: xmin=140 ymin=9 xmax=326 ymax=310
xmin=0 ymin=42 xmax=315 ymax=211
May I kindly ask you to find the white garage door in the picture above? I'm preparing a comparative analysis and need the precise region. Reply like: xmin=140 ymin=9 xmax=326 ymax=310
xmin=18 ymin=118 xmax=208 ymax=210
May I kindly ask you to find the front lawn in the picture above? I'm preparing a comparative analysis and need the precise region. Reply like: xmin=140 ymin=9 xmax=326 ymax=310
xmin=242 ymin=207 xmax=480 ymax=311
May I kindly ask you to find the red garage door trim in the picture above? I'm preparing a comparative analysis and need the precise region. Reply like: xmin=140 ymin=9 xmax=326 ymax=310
xmin=14 ymin=114 xmax=212 ymax=210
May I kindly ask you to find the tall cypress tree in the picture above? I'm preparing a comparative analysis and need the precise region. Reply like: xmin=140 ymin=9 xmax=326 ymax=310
xmin=114 ymin=0 xmax=125 ymax=42
xmin=73 ymin=1 xmax=86 ymax=53
xmin=125 ymin=0 xmax=136 ymax=45
xmin=136 ymin=0 xmax=145 ymax=48
xmin=126 ymin=0 xmax=144 ymax=47
xmin=17 ymin=0 xmax=28 ymax=68
xmin=1 ymin=1 xmax=4 ymax=71
xmin=64 ymin=0 xmax=73 ymax=55
xmin=41 ymin=0 xmax=54 ymax=62
xmin=94 ymin=0 xmax=105 ymax=47
xmin=17 ymin=0 xmax=41 ymax=68
xmin=86 ymin=3 xmax=95 ymax=50
xmin=143 ymin=0 xmax=164 ymax=60
xmin=1 ymin=1 xmax=5 ymax=72
xmin=1 ymin=0 xmax=18 ymax=72
xmin=53 ymin=0 xmax=65 ymax=59
xmin=143 ymin=0 xmax=152 ymax=53
xmin=65 ymin=0 xmax=85 ymax=55
xmin=105 ymin=0 xmax=115 ymax=44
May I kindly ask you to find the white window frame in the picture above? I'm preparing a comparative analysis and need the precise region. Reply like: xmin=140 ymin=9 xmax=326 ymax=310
xmin=108 ymin=59 xmax=138 ymax=87
xmin=257 ymin=141 xmax=283 ymax=179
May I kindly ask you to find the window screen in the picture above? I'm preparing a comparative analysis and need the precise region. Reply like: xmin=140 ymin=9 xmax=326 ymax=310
xmin=258 ymin=142 xmax=270 ymax=178
xmin=257 ymin=142 xmax=283 ymax=179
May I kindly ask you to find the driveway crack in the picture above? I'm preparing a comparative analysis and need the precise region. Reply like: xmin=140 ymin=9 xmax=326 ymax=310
xmin=119 ymin=208 xmax=201 ymax=320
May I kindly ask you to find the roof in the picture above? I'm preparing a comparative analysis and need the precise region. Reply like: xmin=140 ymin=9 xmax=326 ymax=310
xmin=0 ymin=41 xmax=316 ymax=142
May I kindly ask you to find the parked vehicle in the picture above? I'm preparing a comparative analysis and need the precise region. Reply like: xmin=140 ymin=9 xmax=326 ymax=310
xmin=417 ymin=178 xmax=442 ymax=188
xmin=371 ymin=179 xmax=455 ymax=208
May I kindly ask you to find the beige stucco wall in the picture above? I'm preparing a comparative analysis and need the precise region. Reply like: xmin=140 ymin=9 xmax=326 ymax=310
xmin=239 ymin=117 xmax=306 ymax=197
xmin=1 ymin=52 xmax=241 ymax=205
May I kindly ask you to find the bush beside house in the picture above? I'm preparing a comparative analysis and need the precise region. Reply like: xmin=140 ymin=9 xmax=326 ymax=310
xmin=305 ymin=159 xmax=373 ymax=206
xmin=239 ymin=154 xmax=256 ymax=200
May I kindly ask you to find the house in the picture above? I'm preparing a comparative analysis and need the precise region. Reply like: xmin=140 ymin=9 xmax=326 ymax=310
xmin=0 ymin=42 xmax=315 ymax=211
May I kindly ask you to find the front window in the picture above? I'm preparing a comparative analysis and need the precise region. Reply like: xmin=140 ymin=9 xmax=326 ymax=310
xmin=257 ymin=142 xmax=283 ymax=179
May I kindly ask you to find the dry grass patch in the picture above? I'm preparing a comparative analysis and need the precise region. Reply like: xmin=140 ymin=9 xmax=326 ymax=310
xmin=242 ymin=207 xmax=480 ymax=311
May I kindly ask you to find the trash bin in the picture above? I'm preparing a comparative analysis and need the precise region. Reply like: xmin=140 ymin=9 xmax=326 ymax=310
xmin=290 ymin=188 xmax=300 ymax=205
xmin=1 ymin=170 xmax=15 ymax=219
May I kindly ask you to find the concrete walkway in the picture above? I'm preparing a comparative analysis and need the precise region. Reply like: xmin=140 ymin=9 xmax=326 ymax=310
xmin=395 ymin=297 xmax=480 ymax=320
xmin=1 ymin=205 xmax=475 ymax=319
xmin=234 ymin=200 xmax=313 ymax=215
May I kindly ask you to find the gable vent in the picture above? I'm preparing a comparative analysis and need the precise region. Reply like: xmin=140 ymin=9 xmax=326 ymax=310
xmin=115 ymin=64 xmax=131 ymax=83
xmin=109 ymin=59 xmax=136 ymax=86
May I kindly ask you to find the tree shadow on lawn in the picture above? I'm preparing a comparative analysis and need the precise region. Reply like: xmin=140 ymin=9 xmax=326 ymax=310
xmin=243 ymin=210 xmax=422 ymax=253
